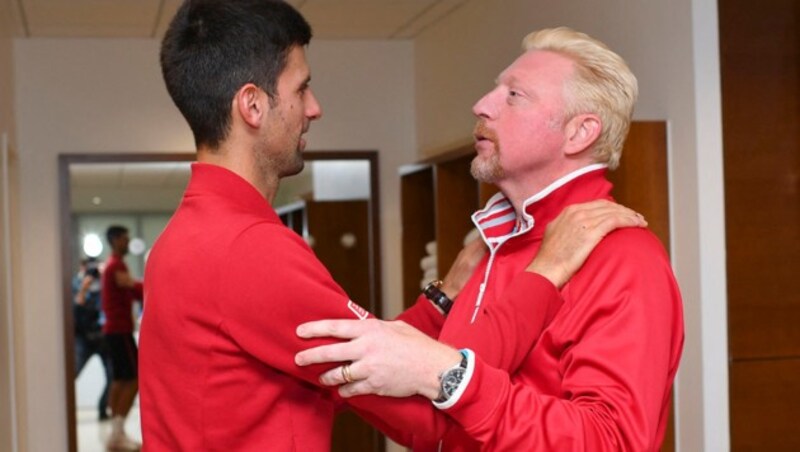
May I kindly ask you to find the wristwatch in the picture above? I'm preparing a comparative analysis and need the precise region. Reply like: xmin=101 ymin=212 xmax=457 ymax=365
xmin=435 ymin=349 xmax=469 ymax=403
xmin=423 ymin=279 xmax=454 ymax=314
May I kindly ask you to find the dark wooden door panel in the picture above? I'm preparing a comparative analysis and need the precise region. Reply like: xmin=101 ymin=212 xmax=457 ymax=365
xmin=730 ymin=358 xmax=800 ymax=451
xmin=434 ymin=154 xmax=480 ymax=278
xmin=606 ymin=121 xmax=670 ymax=251
xmin=720 ymin=0 xmax=800 ymax=360
xmin=720 ymin=0 xmax=800 ymax=449
xmin=400 ymin=168 xmax=436 ymax=308
xmin=306 ymin=200 xmax=371 ymax=310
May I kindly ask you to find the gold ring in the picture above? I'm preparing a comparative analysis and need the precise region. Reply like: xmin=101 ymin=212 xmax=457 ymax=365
xmin=341 ymin=364 xmax=354 ymax=384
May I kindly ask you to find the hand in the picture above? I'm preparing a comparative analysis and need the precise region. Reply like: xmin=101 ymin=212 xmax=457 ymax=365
xmin=440 ymin=233 xmax=487 ymax=299
xmin=74 ymin=275 xmax=93 ymax=305
xmin=528 ymin=200 xmax=647 ymax=288
xmin=295 ymin=319 xmax=462 ymax=400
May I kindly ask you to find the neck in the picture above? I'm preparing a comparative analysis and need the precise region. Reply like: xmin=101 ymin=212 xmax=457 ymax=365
xmin=498 ymin=161 xmax=605 ymax=217
xmin=197 ymin=145 xmax=280 ymax=204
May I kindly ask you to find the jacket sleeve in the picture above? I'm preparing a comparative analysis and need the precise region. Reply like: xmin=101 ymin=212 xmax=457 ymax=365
xmin=441 ymin=230 xmax=684 ymax=451
xmin=395 ymin=295 xmax=446 ymax=338
xmin=216 ymin=223 xmax=452 ymax=443
xmin=462 ymin=269 xmax=564 ymax=372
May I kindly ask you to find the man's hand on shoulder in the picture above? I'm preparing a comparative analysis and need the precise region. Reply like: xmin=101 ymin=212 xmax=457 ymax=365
xmin=528 ymin=200 xmax=647 ymax=288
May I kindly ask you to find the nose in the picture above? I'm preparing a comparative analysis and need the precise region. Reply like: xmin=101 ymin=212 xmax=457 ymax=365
xmin=472 ymin=88 xmax=498 ymax=119
xmin=306 ymin=88 xmax=322 ymax=121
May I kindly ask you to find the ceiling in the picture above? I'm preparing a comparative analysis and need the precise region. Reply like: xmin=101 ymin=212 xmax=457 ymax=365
xmin=69 ymin=162 xmax=192 ymax=213
xmin=26 ymin=0 xmax=468 ymax=211
xmin=3 ymin=0 xmax=468 ymax=39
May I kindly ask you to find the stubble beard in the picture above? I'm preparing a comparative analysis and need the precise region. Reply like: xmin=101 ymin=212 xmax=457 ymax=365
xmin=471 ymin=149 xmax=504 ymax=183
xmin=254 ymin=120 xmax=306 ymax=182
xmin=255 ymin=146 xmax=305 ymax=183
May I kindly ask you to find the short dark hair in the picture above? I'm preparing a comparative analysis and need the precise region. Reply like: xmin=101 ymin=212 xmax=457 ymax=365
xmin=160 ymin=0 xmax=312 ymax=149
xmin=106 ymin=225 xmax=129 ymax=246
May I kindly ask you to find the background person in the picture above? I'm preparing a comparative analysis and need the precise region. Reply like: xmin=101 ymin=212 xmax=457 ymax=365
xmin=73 ymin=256 xmax=112 ymax=421
xmin=101 ymin=225 xmax=144 ymax=451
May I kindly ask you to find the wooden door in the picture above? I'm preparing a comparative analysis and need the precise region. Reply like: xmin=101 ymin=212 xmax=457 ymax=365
xmin=719 ymin=1 xmax=800 ymax=449
xmin=305 ymin=200 xmax=383 ymax=452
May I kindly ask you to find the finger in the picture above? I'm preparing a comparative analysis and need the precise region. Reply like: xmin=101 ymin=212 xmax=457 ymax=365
xmin=318 ymin=366 xmax=342 ymax=386
xmin=568 ymin=204 xmax=647 ymax=229
xmin=581 ymin=207 xmax=648 ymax=229
xmin=591 ymin=213 xmax=648 ymax=237
xmin=295 ymin=341 xmax=363 ymax=366
xmin=296 ymin=319 xmax=371 ymax=340
xmin=320 ymin=361 xmax=369 ymax=387
xmin=559 ymin=199 xmax=641 ymax=220
xmin=338 ymin=379 xmax=378 ymax=398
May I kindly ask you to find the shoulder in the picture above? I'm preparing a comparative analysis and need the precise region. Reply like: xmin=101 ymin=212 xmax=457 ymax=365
xmin=221 ymin=220 xmax=328 ymax=279
xmin=217 ymin=220 xmax=343 ymax=298
xmin=591 ymin=227 xmax=670 ymax=267
xmin=104 ymin=257 xmax=124 ymax=272
xmin=230 ymin=220 xmax=312 ymax=257
xmin=566 ymin=226 xmax=678 ymax=298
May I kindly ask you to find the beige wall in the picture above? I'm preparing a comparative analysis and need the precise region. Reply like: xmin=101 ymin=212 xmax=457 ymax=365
xmin=0 ymin=36 xmax=12 ymax=452
xmin=0 ymin=1 xmax=19 ymax=449
xmin=12 ymin=37 xmax=415 ymax=451
xmin=414 ymin=0 xmax=728 ymax=450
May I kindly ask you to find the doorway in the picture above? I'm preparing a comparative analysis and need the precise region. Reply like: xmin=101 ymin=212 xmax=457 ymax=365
xmin=59 ymin=151 xmax=384 ymax=452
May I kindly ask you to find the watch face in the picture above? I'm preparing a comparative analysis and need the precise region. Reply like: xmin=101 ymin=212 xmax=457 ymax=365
xmin=442 ymin=367 xmax=466 ymax=398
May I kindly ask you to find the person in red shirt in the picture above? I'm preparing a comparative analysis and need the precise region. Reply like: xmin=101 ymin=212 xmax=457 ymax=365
xmin=101 ymin=225 xmax=144 ymax=451
xmin=140 ymin=1 xmax=647 ymax=450
xmin=296 ymin=27 xmax=685 ymax=451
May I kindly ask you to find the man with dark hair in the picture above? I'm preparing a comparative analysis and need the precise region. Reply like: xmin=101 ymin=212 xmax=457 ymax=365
xmin=101 ymin=225 xmax=143 ymax=450
xmin=140 ymin=1 xmax=646 ymax=450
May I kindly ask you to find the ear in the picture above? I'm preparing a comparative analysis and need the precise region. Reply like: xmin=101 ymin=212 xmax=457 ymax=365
xmin=564 ymin=114 xmax=602 ymax=156
xmin=233 ymin=83 xmax=267 ymax=129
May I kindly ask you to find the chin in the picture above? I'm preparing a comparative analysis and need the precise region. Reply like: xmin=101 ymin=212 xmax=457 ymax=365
xmin=282 ymin=157 xmax=305 ymax=177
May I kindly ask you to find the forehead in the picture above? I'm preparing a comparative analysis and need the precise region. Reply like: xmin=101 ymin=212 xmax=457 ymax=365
xmin=279 ymin=45 xmax=310 ymax=83
xmin=499 ymin=49 xmax=575 ymax=88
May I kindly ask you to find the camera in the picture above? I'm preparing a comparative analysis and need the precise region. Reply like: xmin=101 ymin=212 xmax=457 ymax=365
xmin=86 ymin=261 xmax=100 ymax=278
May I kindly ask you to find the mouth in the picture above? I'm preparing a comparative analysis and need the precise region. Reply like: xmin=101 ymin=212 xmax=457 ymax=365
xmin=473 ymin=122 xmax=496 ymax=149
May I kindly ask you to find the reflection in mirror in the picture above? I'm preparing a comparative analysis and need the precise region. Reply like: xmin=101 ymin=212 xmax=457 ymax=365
xmin=68 ymin=160 xmax=191 ymax=452
xmin=59 ymin=152 xmax=383 ymax=452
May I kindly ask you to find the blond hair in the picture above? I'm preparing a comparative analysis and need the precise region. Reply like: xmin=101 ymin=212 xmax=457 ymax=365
xmin=523 ymin=27 xmax=638 ymax=169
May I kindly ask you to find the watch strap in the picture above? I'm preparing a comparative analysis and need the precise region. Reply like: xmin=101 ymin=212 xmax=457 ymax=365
xmin=434 ymin=349 xmax=470 ymax=405
xmin=423 ymin=279 xmax=454 ymax=314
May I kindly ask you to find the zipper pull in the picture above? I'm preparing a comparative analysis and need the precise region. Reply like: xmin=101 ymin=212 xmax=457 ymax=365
xmin=470 ymin=283 xmax=487 ymax=323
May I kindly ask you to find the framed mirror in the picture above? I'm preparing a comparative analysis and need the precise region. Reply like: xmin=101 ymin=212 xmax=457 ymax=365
xmin=59 ymin=151 xmax=383 ymax=452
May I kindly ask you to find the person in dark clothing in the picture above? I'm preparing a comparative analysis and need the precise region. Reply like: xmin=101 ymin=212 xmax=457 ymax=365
xmin=73 ymin=256 xmax=112 ymax=421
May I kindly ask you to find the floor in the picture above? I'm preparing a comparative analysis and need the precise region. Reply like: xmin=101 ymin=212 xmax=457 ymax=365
xmin=76 ymin=406 xmax=142 ymax=452
xmin=76 ymin=334 xmax=143 ymax=451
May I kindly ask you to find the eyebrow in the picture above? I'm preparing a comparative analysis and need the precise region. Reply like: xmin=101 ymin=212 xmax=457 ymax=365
xmin=502 ymin=74 xmax=523 ymax=87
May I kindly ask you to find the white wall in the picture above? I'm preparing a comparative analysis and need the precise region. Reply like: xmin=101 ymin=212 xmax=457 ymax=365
xmin=13 ymin=37 xmax=416 ymax=451
xmin=414 ymin=0 xmax=728 ymax=450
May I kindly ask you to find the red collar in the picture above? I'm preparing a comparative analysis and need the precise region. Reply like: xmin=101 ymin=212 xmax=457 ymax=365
xmin=184 ymin=162 xmax=281 ymax=223
xmin=473 ymin=165 xmax=614 ymax=244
